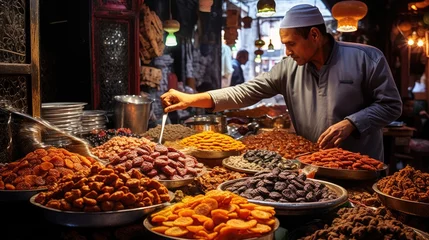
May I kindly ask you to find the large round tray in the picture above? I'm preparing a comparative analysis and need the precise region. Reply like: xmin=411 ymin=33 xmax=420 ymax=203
xmin=218 ymin=178 xmax=348 ymax=215
xmin=143 ymin=216 xmax=280 ymax=240
xmin=298 ymin=161 xmax=388 ymax=180
xmin=0 ymin=188 xmax=47 ymax=202
xmin=156 ymin=167 xmax=207 ymax=189
xmin=29 ymin=191 xmax=174 ymax=227
xmin=188 ymin=149 xmax=241 ymax=159
xmin=222 ymin=157 xmax=300 ymax=175
xmin=372 ymin=183 xmax=429 ymax=217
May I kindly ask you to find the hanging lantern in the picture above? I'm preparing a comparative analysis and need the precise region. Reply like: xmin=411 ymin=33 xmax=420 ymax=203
xmin=267 ymin=39 xmax=274 ymax=52
xmin=199 ymin=0 xmax=213 ymax=12
xmin=255 ymin=38 xmax=265 ymax=49
xmin=332 ymin=0 xmax=368 ymax=32
xmin=254 ymin=49 xmax=264 ymax=63
xmin=242 ymin=16 xmax=253 ymax=29
xmin=256 ymin=0 xmax=276 ymax=17
xmin=164 ymin=0 xmax=180 ymax=47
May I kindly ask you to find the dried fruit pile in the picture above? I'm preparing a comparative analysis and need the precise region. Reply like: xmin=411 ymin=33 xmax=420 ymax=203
xmin=226 ymin=168 xmax=337 ymax=202
xmin=243 ymin=150 xmax=299 ymax=170
xmin=377 ymin=165 xmax=429 ymax=203
xmin=302 ymin=207 xmax=424 ymax=240
xmin=0 ymin=148 xmax=98 ymax=190
xmin=196 ymin=166 xmax=247 ymax=193
xmin=85 ymin=128 xmax=140 ymax=147
xmin=180 ymin=131 xmax=246 ymax=151
xmin=90 ymin=136 xmax=155 ymax=160
xmin=34 ymin=165 xmax=170 ymax=211
xmin=299 ymin=148 xmax=384 ymax=170
xmin=149 ymin=190 xmax=276 ymax=239
xmin=241 ymin=130 xmax=317 ymax=159
xmin=107 ymin=145 xmax=205 ymax=181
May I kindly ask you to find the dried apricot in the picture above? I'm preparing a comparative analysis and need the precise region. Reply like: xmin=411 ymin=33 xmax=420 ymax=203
xmin=203 ymin=218 xmax=215 ymax=231
xmin=194 ymin=203 xmax=211 ymax=216
xmin=226 ymin=219 xmax=257 ymax=230
xmin=250 ymin=210 xmax=272 ymax=220
xmin=164 ymin=226 xmax=189 ymax=237
xmin=40 ymin=162 xmax=54 ymax=171
xmin=152 ymin=215 xmax=168 ymax=223
xmin=195 ymin=230 xmax=218 ymax=239
xmin=186 ymin=225 xmax=205 ymax=233
xmin=178 ymin=209 xmax=195 ymax=217
xmin=151 ymin=226 xmax=169 ymax=234
xmin=250 ymin=223 xmax=271 ymax=234
xmin=173 ymin=217 xmax=194 ymax=227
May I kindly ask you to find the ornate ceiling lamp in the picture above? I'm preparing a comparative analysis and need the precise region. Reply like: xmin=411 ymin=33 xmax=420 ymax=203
xmin=332 ymin=0 xmax=368 ymax=32
xmin=254 ymin=49 xmax=263 ymax=63
xmin=163 ymin=0 xmax=180 ymax=46
xmin=242 ymin=16 xmax=253 ymax=29
xmin=267 ymin=39 xmax=274 ymax=52
xmin=254 ymin=18 xmax=265 ymax=49
xmin=256 ymin=0 xmax=276 ymax=17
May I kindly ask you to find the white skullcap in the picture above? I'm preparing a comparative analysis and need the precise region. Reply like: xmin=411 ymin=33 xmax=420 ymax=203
xmin=280 ymin=4 xmax=324 ymax=29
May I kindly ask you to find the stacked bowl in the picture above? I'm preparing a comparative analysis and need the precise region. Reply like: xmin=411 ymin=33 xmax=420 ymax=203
xmin=80 ymin=110 xmax=108 ymax=134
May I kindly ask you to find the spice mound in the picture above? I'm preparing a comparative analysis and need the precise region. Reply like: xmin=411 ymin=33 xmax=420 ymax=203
xmin=143 ymin=124 xmax=196 ymax=143
xmin=34 ymin=165 xmax=170 ymax=211
xmin=196 ymin=166 xmax=247 ymax=193
xmin=90 ymin=136 xmax=156 ymax=160
xmin=241 ymin=130 xmax=317 ymax=159
xmin=180 ymin=131 xmax=246 ymax=151
xmin=226 ymin=168 xmax=337 ymax=202
xmin=377 ymin=165 xmax=429 ymax=203
xmin=299 ymin=148 xmax=384 ymax=170
xmin=149 ymin=189 xmax=276 ymax=239
xmin=301 ymin=207 xmax=424 ymax=240
xmin=0 ymin=148 xmax=98 ymax=190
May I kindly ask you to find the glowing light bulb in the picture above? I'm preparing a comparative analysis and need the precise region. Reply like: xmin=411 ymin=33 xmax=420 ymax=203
xmin=166 ymin=32 xmax=177 ymax=46
xmin=255 ymin=54 xmax=262 ymax=63
xmin=417 ymin=39 xmax=424 ymax=47
xmin=408 ymin=38 xmax=414 ymax=46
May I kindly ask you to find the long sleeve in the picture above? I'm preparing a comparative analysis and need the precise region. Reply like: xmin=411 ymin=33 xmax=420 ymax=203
xmin=345 ymin=55 xmax=402 ymax=135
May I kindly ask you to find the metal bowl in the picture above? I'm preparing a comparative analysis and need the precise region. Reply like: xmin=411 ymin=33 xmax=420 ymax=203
xmin=222 ymin=157 xmax=300 ymax=175
xmin=218 ymin=178 xmax=348 ymax=216
xmin=373 ymin=183 xmax=429 ymax=217
xmin=158 ymin=167 xmax=207 ymax=189
xmin=143 ymin=217 xmax=280 ymax=240
xmin=298 ymin=161 xmax=388 ymax=180
xmin=184 ymin=115 xmax=227 ymax=133
xmin=0 ymin=188 xmax=47 ymax=202
xmin=29 ymin=191 xmax=174 ymax=227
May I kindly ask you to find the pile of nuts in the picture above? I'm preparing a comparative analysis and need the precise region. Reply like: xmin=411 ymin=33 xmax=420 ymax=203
xmin=224 ymin=156 xmax=265 ymax=172
xmin=226 ymin=168 xmax=337 ymax=203
xmin=302 ymin=207 xmax=424 ymax=240
xmin=143 ymin=124 xmax=196 ymax=143
xmin=243 ymin=150 xmax=299 ymax=171
xmin=241 ymin=130 xmax=317 ymax=159
xmin=180 ymin=131 xmax=246 ymax=151
xmin=34 ymin=165 xmax=170 ymax=211
xmin=0 ymin=148 xmax=98 ymax=190
xmin=106 ymin=145 xmax=205 ymax=181
xmin=298 ymin=148 xmax=385 ymax=170
xmin=347 ymin=187 xmax=381 ymax=207
xmin=149 ymin=190 xmax=277 ymax=239
xmin=91 ymin=136 xmax=155 ymax=160
xmin=377 ymin=165 xmax=429 ymax=203
xmin=196 ymin=166 xmax=247 ymax=192
xmin=85 ymin=128 xmax=140 ymax=147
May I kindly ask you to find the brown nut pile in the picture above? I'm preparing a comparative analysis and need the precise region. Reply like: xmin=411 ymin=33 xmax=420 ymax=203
xmin=226 ymin=168 xmax=337 ymax=203
xmin=299 ymin=148 xmax=384 ymax=170
xmin=34 ymin=165 xmax=170 ymax=211
xmin=377 ymin=165 xmax=429 ymax=203
xmin=196 ymin=166 xmax=247 ymax=193
xmin=241 ymin=130 xmax=317 ymax=159
xmin=0 ymin=148 xmax=98 ymax=190
xmin=143 ymin=124 xmax=196 ymax=143
xmin=90 ymin=136 xmax=156 ymax=160
xmin=302 ymin=207 xmax=424 ymax=240
xmin=347 ymin=187 xmax=381 ymax=207
xmin=107 ymin=145 xmax=205 ymax=181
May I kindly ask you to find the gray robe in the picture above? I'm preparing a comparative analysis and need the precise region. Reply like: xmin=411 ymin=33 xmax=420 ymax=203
xmin=208 ymin=39 xmax=402 ymax=161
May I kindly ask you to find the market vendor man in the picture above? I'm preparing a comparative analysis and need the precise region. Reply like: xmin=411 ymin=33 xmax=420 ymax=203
xmin=161 ymin=4 xmax=402 ymax=161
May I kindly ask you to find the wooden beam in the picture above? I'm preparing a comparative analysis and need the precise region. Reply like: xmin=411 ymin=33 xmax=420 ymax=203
xmin=0 ymin=63 xmax=31 ymax=74
xmin=30 ymin=0 xmax=41 ymax=117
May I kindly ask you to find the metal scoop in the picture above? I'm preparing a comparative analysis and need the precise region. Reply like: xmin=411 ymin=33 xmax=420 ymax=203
xmin=158 ymin=113 xmax=168 ymax=144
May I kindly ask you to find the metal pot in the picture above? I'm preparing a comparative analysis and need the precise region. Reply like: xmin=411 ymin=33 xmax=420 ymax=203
xmin=184 ymin=115 xmax=227 ymax=133
xmin=113 ymin=95 xmax=154 ymax=134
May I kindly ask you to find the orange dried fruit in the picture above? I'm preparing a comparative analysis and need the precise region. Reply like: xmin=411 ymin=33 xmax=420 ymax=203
xmin=178 ymin=209 xmax=195 ymax=217
xmin=213 ymin=222 xmax=226 ymax=232
xmin=192 ymin=214 xmax=211 ymax=223
xmin=186 ymin=225 xmax=205 ymax=233
xmin=250 ymin=223 xmax=271 ymax=234
xmin=254 ymin=206 xmax=275 ymax=215
xmin=239 ymin=203 xmax=259 ymax=210
xmin=228 ymin=212 xmax=238 ymax=218
xmin=173 ymin=217 xmax=194 ymax=227
xmin=40 ymin=162 xmax=54 ymax=171
xmin=194 ymin=203 xmax=211 ymax=216
xmin=226 ymin=219 xmax=257 ymax=230
xmin=218 ymin=226 xmax=240 ymax=240
xmin=201 ymin=197 xmax=218 ymax=210
xmin=203 ymin=218 xmax=214 ymax=231
xmin=250 ymin=210 xmax=272 ymax=220
xmin=164 ymin=226 xmax=189 ymax=237
xmin=64 ymin=159 xmax=74 ymax=169
xmin=195 ymin=230 xmax=218 ymax=240
xmin=152 ymin=215 xmax=168 ymax=223
xmin=238 ymin=209 xmax=251 ymax=219
xmin=258 ymin=218 xmax=276 ymax=226
xmin=167 ymin=214 xmax=179 ymax=221
xmin=151 ymin=226 xmax=169 ymax=234
xmin=162 ymin=221 xmax=174 ymax=227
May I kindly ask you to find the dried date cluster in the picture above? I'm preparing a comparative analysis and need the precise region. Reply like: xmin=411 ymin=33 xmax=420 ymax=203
xmin=196 ymin=166 xmax=247 ymax=193
xmin=0 ymin=148 xmax=98 ymax=190
xmin=302 ymin=207 xmax=424 ymax=240
xmin=107 ymin=144 xmax=204 ymax=181
xmin=243 ymin=150 xmax=299 ymax=170
xmin=34 ymin=165 xmax=170 ymax=212
xmin=91 ymin=136 xmax=156 ymax=160
xmin=226 ymin=168 xmax=337 ymax=203
xmin=85 ymin=128 xmax=141 ymax=147
xmin=377 ymin=165 xmax=429 ymax=203
xmin=241 ymin=130 xmax=318 ymax=159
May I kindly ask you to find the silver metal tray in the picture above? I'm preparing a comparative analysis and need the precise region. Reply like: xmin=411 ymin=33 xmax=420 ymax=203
xmin=299 ymin=161 xmax=388 ymax=180
xmin=158 ymin=167 xmax=207 ymax=189
xmin=218 ymin=178 xmax=348 ymax=216
xmin=42 ymin=102 xmax=87 ymax=109
xmin=29 ymin=191 xmax=174 ymax=227
xmin=222 ymin=157 xmax=300 ymax=175
xmin=0 ymin=188 xmax=47 ymax=202
xmin=143 ymin=216 xmax=280 ymax=240
xmin=373 ymin=183 xmax=429 ymax=217
xmin=188 ymin=149 xmax=241 ymax=159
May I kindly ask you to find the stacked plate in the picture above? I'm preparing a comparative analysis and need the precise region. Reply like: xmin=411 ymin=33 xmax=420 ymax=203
xmin=41 ymin=102 xmax=87 ymax=145
xmin=80 ymin=110 xmax=108 ymax=134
